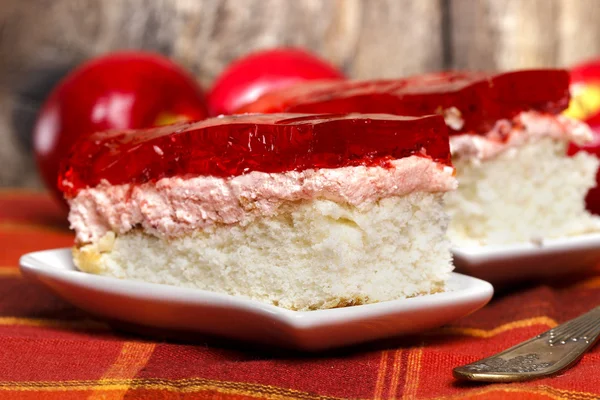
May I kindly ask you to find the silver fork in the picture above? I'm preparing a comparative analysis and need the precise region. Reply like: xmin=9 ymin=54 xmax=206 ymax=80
xmin=453 ymin=306 xmax=600 ymax=382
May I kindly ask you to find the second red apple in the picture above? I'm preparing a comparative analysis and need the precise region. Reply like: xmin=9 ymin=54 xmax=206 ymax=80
xmin=207 ymin=48 xmax=345 ymax=116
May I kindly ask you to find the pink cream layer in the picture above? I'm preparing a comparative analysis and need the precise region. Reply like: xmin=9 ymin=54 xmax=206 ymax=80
xmin=450 ymin=112 xmax=593 ymax=161
xmin=69 ymin=156 xmax=456 ymax=244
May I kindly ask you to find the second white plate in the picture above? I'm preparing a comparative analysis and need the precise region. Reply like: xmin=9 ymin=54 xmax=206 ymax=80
xmin=20 ymin=248 xmax=493 ymax=351
xmin=453 ymin=232 xmax=600 ymax=285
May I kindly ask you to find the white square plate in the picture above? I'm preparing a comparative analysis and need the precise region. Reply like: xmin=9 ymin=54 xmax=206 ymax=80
xmin=20 ymin=248 xmax=493 ymax=351
xmin=452 ymin=232 xmax=600 ymax=285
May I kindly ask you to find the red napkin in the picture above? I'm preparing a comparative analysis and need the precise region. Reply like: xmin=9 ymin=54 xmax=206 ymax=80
xmin=1 ymin=191 xmax=599 ymax=400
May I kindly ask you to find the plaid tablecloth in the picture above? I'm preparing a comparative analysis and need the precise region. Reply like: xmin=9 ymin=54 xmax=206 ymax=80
xmin=1 ymin=190 xmax=600 ymax=400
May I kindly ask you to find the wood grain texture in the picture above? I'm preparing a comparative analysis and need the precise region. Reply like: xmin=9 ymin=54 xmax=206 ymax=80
xmin=0 ymin=0 xmax=599 ymax=187
xmin=450 ymin=0 xmax=559 ymax=71
xmin=0 ymin=90 xmax=40 ymax=187
xmin=558 ymin=0 xmax=600 ymax=66
xmin=350 ymin=0 xmax=444 ymax=78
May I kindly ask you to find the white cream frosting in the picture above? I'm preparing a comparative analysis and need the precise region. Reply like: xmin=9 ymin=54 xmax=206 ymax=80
xmin=69 ymin=156 xmax=456 ymax=244
xmin=450 ymin=112 xmax=593 ymax=161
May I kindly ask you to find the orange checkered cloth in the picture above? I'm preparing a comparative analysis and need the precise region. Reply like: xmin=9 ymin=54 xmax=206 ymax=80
xmin=1 ymin=190 xmax=600 ymax=400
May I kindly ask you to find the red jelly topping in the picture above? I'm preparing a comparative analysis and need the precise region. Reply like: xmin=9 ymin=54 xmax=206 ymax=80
xmin=236 ymin=70 xmax=571 ymax=134
xmin=59 ymin=113 xmax=451 ymax=197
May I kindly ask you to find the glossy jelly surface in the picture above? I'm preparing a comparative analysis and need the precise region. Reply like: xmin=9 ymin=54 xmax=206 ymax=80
xmin=60 ymin=113 xmax=451 ymax=196
xmin=236 ymin=70 xmax=571 ymax=134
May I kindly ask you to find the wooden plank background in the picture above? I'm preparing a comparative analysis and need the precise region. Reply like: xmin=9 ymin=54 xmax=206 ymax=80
xmin=2 ymin=0 xmax=600 ymax=187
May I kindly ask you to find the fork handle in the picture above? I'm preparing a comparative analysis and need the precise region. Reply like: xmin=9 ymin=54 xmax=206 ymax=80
xmin=453 ymin=306 xmax=600 ymax=382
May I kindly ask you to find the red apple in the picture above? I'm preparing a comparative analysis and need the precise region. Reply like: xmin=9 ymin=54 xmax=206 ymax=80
xmin=566 ymin=59 xmax=600 ymax=214
xmin=33 ymin=51 xmax=208 ymax=205
xmin=207 ymin=48 xmax=345 ymax=116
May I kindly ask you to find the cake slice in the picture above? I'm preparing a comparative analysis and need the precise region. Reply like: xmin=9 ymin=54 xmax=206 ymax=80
xmin=60 ymin=113 xmax=457 ymax=311
xmin=238 ymin=70 xmax=600 ymax=246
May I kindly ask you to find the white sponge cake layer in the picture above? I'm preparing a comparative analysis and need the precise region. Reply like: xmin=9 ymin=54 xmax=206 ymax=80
xmin=74 ymin=193 xmax=453 ymax=311
xmin=447 ymin=137 xmax=600 ymax=246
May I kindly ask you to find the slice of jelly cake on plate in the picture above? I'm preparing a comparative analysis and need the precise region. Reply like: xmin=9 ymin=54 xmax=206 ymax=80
xmin=238 ymin=70 xmax=600 ymax=247
xmin=60 ymin=113 xmax=457 ymax=310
